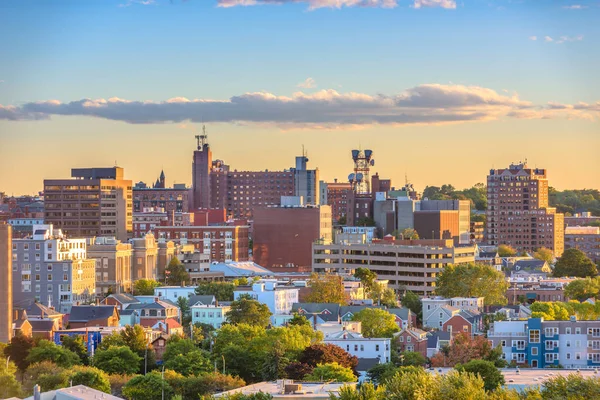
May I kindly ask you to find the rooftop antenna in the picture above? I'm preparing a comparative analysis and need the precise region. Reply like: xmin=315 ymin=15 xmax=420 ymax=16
xmin=405 ymin=172 xmax=409 ymax=186
xmin=195 ymin=125 xmax=208 ymax=150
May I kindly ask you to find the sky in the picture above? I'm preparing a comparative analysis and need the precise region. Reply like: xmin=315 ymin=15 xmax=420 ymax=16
xmin=0 ymin=0 xmax=598 ymax=195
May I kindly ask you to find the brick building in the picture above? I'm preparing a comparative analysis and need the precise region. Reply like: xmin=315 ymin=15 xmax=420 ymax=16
xmin=133 ymin=184 xmax=191 ymax=213
xmin=486 ymin=162 xmax=564 ymax=256
xmin=319 ymin=180 xmax=352 ymax=224
xmin=132 ymin=208 xmax=194 ymax=238
xmin=564 ymin=226 xmax=600 ymax=263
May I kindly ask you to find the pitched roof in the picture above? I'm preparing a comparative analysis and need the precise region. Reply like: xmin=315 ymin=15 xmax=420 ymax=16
xmin=188 ymin=295 xmax=216 ymax=307
xmin=326 ymin=330 xmax=364 ymax=339
xmin=387 ymin=307 xmax=412 ymax=320
xmin=68 ymin=305 xmax=118 ymax=322
xmin=28 ymin=319 xmax=57 ymax=331
xmin=106 ymin=293 xmax=139 ymax=305
xmin=513 ymin=259 xmax=549 ymax=271
xmin=128 ymin=300 xmax=178 ymax=310
xmin=479 ymin=251 xmax=499 ymax=258
xmin=21 ymin=302 xmax=62 ymax=317
xmin=339 ymin=305 xmax=384 ymax=316
xmin=292 ymin=303 xmax=340 ymax=322
xmin=427 ymin=331 xmax=451 ymax=348
xmin=357 ymin=358 xmax=381 ymax=372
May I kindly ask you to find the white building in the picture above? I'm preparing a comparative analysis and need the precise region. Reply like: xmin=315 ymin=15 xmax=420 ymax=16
xmin=422 ymin=296 xmax=484 ymax=329
xmin=234 ymin=281 xmax=299 ymax=325
xmin=154 ymin=286 xmax=197 ymax=303
xmin=191 ymin=304 xmax=231 ymax=329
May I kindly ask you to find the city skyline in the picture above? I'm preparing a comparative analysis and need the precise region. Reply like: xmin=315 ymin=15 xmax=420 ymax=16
xmin=1 ymin=0 xmax=599 ymax=194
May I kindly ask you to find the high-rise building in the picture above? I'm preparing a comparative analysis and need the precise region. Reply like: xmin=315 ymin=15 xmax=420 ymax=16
xmin=44 ymin=167 xmax=133 ymax=242
xmin=293 ymin=155 xmax=320 ymax=206
xmin=192 ymin=129 xmax=212 ymax=211
xmin=12 ymin=225 xmax=96 ymax=313
xmin=86 ymin=237 xmax=133 ymax=295
xmin=0 ymin=222 xmax=12 ymax=343
xmin=486 ymin=162 xmax=564 ymax=256
xmin=319 ymin=180 xmax=352 ymax=224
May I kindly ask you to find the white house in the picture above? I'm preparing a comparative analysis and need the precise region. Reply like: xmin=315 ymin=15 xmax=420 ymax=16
xmin=191 ymin=304 xmax=231 ymax=329
xmin=154 ymin=286 xmax=197 ymax=303
xmin=234 ymin=281 xmax=299 ymax=325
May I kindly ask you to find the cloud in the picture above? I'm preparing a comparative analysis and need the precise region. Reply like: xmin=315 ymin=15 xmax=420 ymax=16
xmin=413 ymin=0 xmax=456 ymax=9
xmin=544 ymin=36 xmax=553 ymax=42
xmin=529 ymin=36 xmax=537 ymax=41
xmin=119 ymin=0 xmax=156 ymax=7
xmin=216 ymin=0 xmax=400 ymax=10
xmin=297 ymin=78 xmax=317 ymax=89
xmin=543 ymin=35 xmax=584 ymax=44
xmin=563 ymin=5 xmax=587 ymax=9
xmin=1 ymin=84 xmax=598 ymax=128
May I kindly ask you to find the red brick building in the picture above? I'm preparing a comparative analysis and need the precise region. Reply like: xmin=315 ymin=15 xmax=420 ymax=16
xmin=320 ymin=180 xmax=352 ymax=224
xmin=443 ymin=314 xmax=477 ymax=338
xmin=153 ymin=225 xmax=249 ymax=262
xmin=253 ymin=205 xmax=332 ymax=270
xmin=396 ymin=328 xmax=429 ymax=359
xmin=133 ymin=186 xmax=191 ymax=213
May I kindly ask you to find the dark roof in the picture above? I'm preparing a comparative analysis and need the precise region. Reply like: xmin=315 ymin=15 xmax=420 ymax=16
xmin=13 ymin=319 xmax=30 ymax=330
xmin=120 ymin=309 xmax=137 ymax=316
xmin=69 ymin=306 xmax=118 ymax=322
xmin=29 ymin=319 xmax=57 ymax=331
xmin=291 ymin=303 xmax=340 ymax=322
xmin=127 ymin=300 xmax=178 ymax=310
xmin=513 ymin=259 xmax=548 ymax=270
xmin=357 ymin=358 xmax=381 ymax=372
xmin=21 ymin=303 xmax=62 ymax=317
xmin=106 ymin=293 xmax=139 ymax=305
xmin=479 ymin=251 xmax=498 ymax=258
xmin=427 ymin=331 xmax=451 ymax=348
xmin=387 ymin=307 xmax=412 ymax=320
xmin=339 ymin=305 xmax=384 ymax=316
xmin=188 ymin=295 xmax=216 ymax=307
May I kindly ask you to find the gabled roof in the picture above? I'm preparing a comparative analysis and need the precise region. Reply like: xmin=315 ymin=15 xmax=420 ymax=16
xmin=153 ymin=319 xmax=182 ymax=330
xmin=427 ymin=331 xmax=451 ymax=348
xmin=188 ymin=295 xmax=216 ymax=307
xmin=28 ymin=319 xmax=57 ymax=331
xmin=21 ymin=302 xmax=62 ymax=317
xmin=401 ymin=327 xmax=428 ymax=340
xmin=479 ymin=251 xmax=499 ymax=259
xmin=68 ymin=305 xmax=118 ymax=322
xmin=292 ymin=303 xmax=340 ymax=322
xmin=128 ymin=300 xmax=179 ymax=310
xmin=387 ymin=307 xmax=412 ymax=320
xmin=106 ymin=293 xmax=139 ymax=305
xmin=513 ymin=259 xmax=550 ymax=271
xmin=326 ymin=330 xmax=364 ymax=339
xmin=339 ymin=305 xmax=383 ymax=317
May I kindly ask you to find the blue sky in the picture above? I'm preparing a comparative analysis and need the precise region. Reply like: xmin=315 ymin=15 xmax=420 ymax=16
xmin=0 ymin=0 xmax=598 ymax=193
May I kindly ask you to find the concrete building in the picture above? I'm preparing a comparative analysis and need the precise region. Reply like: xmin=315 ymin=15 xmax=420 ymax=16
xmin=130 ymin=232 xmax=158 ymax=281
xmin=12 ymin=225 xmax=96 ymax=313
xmin=470 ymin=221 xmax=485 ymax=243
xmin=0 ymin=222 xmax=12 ymax=343
xmin=44 ymin=167 xmax=133 ymax=242
xmin=253 ymin=205 xmax=332 ymax=270
xmin=565 ymin=212 xmax=600 ymax=227
xmin=133 ymin=181 xmax=191 ymax=213
xmin=486 ymin=162 xmax=564 ymax=256
xmin=191 ymin=304 xmax=231 ymax=329
xmin=234 ymin=281 xmax=299 ymax=322
xmin=293 ymin=155 xmax=320 ymax=206
xmin=313 ymin=237 xmax=476 ymax=295
xmin=132 ymin=207 xmax=194 ymax=238
xmin=564 ymin=226 xmax=600 ymax=263
xmin=177 ymin=247 xmax=213 ymax=284
xmin=86 ymin=236 xmax=133 ymax=295
xmin=8 ymin=217 xmax=45 ymax=238
xmin=157 ymin=240 xmax=177 ymax=279
xmin=319 ymin=180 xmax=352 ymax=224
xmin=153 ymin=225 xmax=249 ymax=263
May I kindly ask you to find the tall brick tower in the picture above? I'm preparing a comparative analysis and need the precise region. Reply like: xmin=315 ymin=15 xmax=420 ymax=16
xmin=192 ymin=127 xmax=212 ymax=211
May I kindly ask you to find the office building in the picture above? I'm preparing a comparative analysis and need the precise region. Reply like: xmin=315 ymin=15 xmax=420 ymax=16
xmin=313 ymin=237 xmax=476 ymax=295
xmin=132 ymin=207 xmax=194 ymax=238
xmin=486 ymin=162 xmax=564 ymax=256
xmin=564 ymin=226 xmax=600 ymax=263
xmin=44 ymin=167 xmax=133 ymax=242
xmin=86 ymin=236 xmax=133 ymax=295
xmin=0 ymin=222 xmax=12 ymax=343
xmin=319 ymin=180 xmax=352 ymax=224
xmin=253 ymin=205 xmax=332 ymax=270
xmin=293 ymin=154 xmax=320 ymax=205
xmin=12 ymin=225 xmax=96 ymax=313
xmin=133 ymin=181 xmax=191 ymax=214
xmin=130 ymin=232 xmax=158 ymax=281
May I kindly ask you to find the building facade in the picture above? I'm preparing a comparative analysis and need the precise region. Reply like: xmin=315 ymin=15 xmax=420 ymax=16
xmin=191 ymin=304 xmax=231 ymax=329
xmin=44 ymin=167 xmax=133 ymax=242
xmin=319 ymin=180 xmax=352 ymax=224
xmin=253 ymin=205 xmax=332 ymax=269
xmin=564 ymin=226 xmax=600 ymax=263
xmin=313 ymin=238 xmax=476 ymax=295
xmin=86 ymin=236 xmax=133 ymax=295
xmin=234 ymin=281 xmax=299 ymax=319
xmin=132 ymin=208 xmax=194 ymax=238
xmin=130 ymin=232 xmax=158 ymax=281
xmin=133 ymin=184 xmax=191 ymax=213
xmin=486 ymin=163 xmax=564 ymax=256
xmin=0 ymin=222 xmax=12 ymax=343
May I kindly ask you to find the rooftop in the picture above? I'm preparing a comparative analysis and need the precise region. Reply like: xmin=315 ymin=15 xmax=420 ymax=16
xmin=24 ymin=384 xmax=123 ymax=400
xmin=214 ymin=381 xmax=356 ymax=399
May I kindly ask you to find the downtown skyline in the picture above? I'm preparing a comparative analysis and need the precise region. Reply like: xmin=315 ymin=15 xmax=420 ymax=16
xmin=1 ymin=0 xmax=599 ymax=194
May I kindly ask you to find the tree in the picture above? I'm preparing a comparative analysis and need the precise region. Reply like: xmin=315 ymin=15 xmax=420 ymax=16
xmin=456 ymin=360 xmax=505 ymax=392
xmin=26 ymin=340 xmax=81 ymax=368
xmin=165 ymin=257 xmax=191 ymax=286
xmin=435 ymin=263 xmax=509 ymax=305
xmin=134 ymin=279 xmax=161 ymax=295
xmin=23 ymin=361 xmax=62 ymax=395
xmin=354 ymin=268 xmax=377 ymax=293
xmin=430 ymin=332 xmax=505 ymax=368
xmin=288 ymin=313 xmax=311 ymax=327
xmin=401 ymin=291 xmax=422 ymax=319
xmin=93 ymin=346 xmax=142 ymax=375
xmin=338 ymin=216 xmax=347 ymax=226
xmin=97 ymin=331 xmax=127 ymax=350
xmin=553 ymin=248 xmax=598 ymax=278
xmin=400 ymin=228 xmax=419 ymax=240
xmin=351 ymin=308 xmax=400 ymax=338
xmin=68 ymin=366 xmax=111 ymax=393
xmin=172 ymin=372 xmax=246 ymax=399
xmin=541 ymin=373 xmax=600 ymax=399
xmin=533 ymin=247 xmax=554 ymax=264
xmin=163 ymin=337 xmax=212 ymax=376
xmin=356 ymin=217 xmax=376 ymax=227
xmin=565 ymin=277 xmax=600 ymax=301
xmin=306 ymin=273 xmax=348 ymax=305
xmin=195 ymin=281 xmax=236 ymax=301
xmin=233 ymin=277 xmax=249 ymax=286
xmin=298 ymin=344 xmax=358 ymax=375
xmin=226 ymin=296 xmax=272 ymax=327
xmin=529 ymin=302 xmax=570 ymax=321
xmin=61 ymin=335 xmax=89 ymax=365
xmin=284 ymin=362 xmax=314 ymax=380
xmin=122 ymin=371 xmax=174 ymax=400
xmin=367 ymin=363 xmax=398 ymax=385
xmin=497 ymin=244 xmax=517 ymax=257
xmin=334 ymin=382 xmax=386 ymax=400
xmin=399 ymin=351 xmax=427 ymax=367
xmin=177 ymin=296 xmax=191 ymax=326
xmin=108 ymin=374 xmax=134 ymax=398
xmin=4 ymin=331 xmax=34 ymax=372
xmin=304 ymin=362 xmax=357 ymax=382
xmin=0 ymin=356 xmax=23 ymax=399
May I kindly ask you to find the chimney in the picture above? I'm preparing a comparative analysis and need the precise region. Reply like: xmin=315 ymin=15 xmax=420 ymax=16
xmin=34 ymin=384 xmax=41 ymax=400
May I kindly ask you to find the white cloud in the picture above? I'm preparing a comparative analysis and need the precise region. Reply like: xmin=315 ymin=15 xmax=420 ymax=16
xmin=529 ymin=36 xmax=537 ymax=41
xmin=1 ymin=84 xmax=598 ymax=128
xmin=297 ymin=78 xmax=317 ymax=89
xmin=544 ymin=36 xmax=553 ymax=42
xmin=563 ymin=5 xmax=587 ymax=9
xmin=216 ymin=0 xmax=399 ymax=10
xmin=543 ymin=35 xmax=584 ymax=44
xmin=413 ymin=0 xmax=456 ymax=9
xmin=119 ymin=0 xmax=156 ymax=7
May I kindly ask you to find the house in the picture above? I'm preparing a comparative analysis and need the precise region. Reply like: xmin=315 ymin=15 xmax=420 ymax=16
xmin=152 ymin=334 xmax=170 ymax=361
xmin=119 ymin=308 xmax=141 ymax=327
xmin=29 ymin=319 xmax=60 ymax=340
xmin=191 ymin=303 xmax=231 ymax=329
xmin=18 ymin=303 xmax=64 ymax=329
xmin=152 ymin=319 xmax=184 ymax=336
xmin=291 ymin=303 xmax=341 ymax=326
xmin=154 ymin=286 xmax=197 ymax=303
xmin=339 ymin=305 xmax=384 ymax=322
xmin=101 ymin=293 xmax=141 ymax=311
xmin=489 ymin=304 xmax=532 ymax=320
xmin=426 ymin=331 xmax=451 ymax=358
xmin=68 ymin=305 xmax=120 ymax=329
xmin=476 ymin=246 xmax=503 ymax=271
xmin=128 ymin=299 xmax=180 ymax=322
xmin=442 ymin=309 xmax=483 ymax=338
xmin=422 ymin=297 xmax=484 ymax=329
xmin=387 ymin=307 xmax=416 ymax=329
xmin=508 ymin=259 xmax=552 ymax=280
xmin=395 ymin=327 xmax=429 ymax=359
xmin=188 ymin=295 xmax=217 ymax=307
xmin=235 ymin=281 xmax=299 ymax=325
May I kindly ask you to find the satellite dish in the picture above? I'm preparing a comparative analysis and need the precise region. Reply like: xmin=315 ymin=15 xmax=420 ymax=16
xmin=351 ymin=150 xmax=359 ymax=160
xmin=348 ymin=173 xmax=356 ymax=182
xmin=356 ymin=173 xmax=364 ymax=182
xmin=370 ymin=159 xmax=375 ymax=166
xmin=364 ymin=149 xmax=373 ymax=159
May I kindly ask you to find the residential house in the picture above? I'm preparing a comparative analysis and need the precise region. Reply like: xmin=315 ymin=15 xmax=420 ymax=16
xmin=119 ymin=308 xmax=141 ymax=327
xmin=395 ymin=327 xmax=429 ymax=359
xmin=152 ymin=318 xmax=184 ymax=336
xmin=128 ymin=299 xmax=180 ymax=331
xmin=235 ymin=281 xmax=299 ymax=325
xmin=442 ymin=309 xmax=483 ymax=338
xmin=152 ymin=334 xmax=170 ymax=361
xmin=154 ymin=286 xmax=197 ymax=303
xmin=191 ymin=303 xmax=231 ymax=329
xmin=507 ymin=259 xmax=552 ymax=280
xmin=426 ymin=331 xmax=451 ymax=358
xmin=188 ymin=295 xmax=216 ymax=307
xmin=291 ymin=303 xmax=341 ymax=326
xmin=422 ymin=297 xmax=484 ymax=329
xmin=68 ymin=305 xmax=120 ymax=329
xmin=101 ymin=293 xmax=141 ymax=311
xmin=387 ymin=308 xmax=416 ymax=329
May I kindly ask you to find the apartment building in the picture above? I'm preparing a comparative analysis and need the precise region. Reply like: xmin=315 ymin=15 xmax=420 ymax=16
xmin=12 ymin=225 xmax=96 ymax=313
xmin=319 ymin=180 xmax=352 ymax=223
xmin=133 ymin=182 xmax=191 ymax=213
xmin=132 ymin=207 xmax=194 ymax=238
xmin=489 ymin=317 xmax=600 ymax=368
xmin=313 ymin=237 xmax=476 ymax=296
xmin=191 ymin=304 xmax=231 ymax=329
xmin=44 ymin=167 xmax=133 ymax=242
xmin=234 ymin=281 xmax=299 ymax=324
xmin=130 ymin=232 xmax=158 ymax=281
xmin=86 ymin=236 xmax=133 ymax=295
xmin=0 ymin=222 xmax=12 ymax=343
xmin=486 ymin=162 xmax=564 ymax=256
xmin=564 ymin=226 xmax=600 ymax=263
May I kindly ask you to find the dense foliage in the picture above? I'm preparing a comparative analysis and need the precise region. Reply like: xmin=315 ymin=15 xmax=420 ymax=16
xmin=133 ymin=279 xmax=162 ymax=295
xmin=435 ymin=263 xmax=509 ymax=305
xmin=305 ymin=273 xmax=348 ymax=305
xmin=553 ymin=248 xmax=598 ymax=278
xmin=351 ymin=308 xmax=400 ymax=338
xmin=423 ymin=183 xmax=487 ymax=211
xmin=549 ymin=188 xmax=600 ymax=216
xmin=195 ymin=281 xmax=236 ymax=301
xmin=164 ymin=257 xmax=191 ymax=286
xmin=226 ymin=296 xmax=273 ymax=327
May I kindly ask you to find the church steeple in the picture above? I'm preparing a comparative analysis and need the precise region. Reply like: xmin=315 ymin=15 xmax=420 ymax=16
xmin=159 ymin=169 xmax=165 ymax=188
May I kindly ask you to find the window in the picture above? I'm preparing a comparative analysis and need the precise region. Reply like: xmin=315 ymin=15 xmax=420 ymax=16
xmin=589 ymin=328 xmax=600 ymax=337
xmin=35 ymin=274 xmax=40 ymax=281
xmin=360 ymin=345 xmax=364 ymax=351
xmin=545 ymin=327 xmax=558 ymax=337
xmin=354 ymin=345 xmax=358 ymax=351
xmin=512 ymin=340 xmax=526 ymax=350
xmin=47 ymin=284 xmax=53 ymax=292
xmin=529 ymin=329 xmax=540 ymax=343
xmin=576 ymin=327 xmax=581 ymax=334
xmin=47 ymin=264 xmax=52 ymax=271
xmin=407 ymin=336 xmax=411 ymax=343
xmin=463 ymin=325 xmax=469 ymax=332
xmin=576 ymin=340 xmax=581 ymax=348
xmin=406 ymin=345 xmax=414 ymax=352
xmin=566 ymin=327 xmax=571 ymax=334
xmin=576 ymin=352 xmax=582 ymax=360
xmin=63 ymin=274 xmax=68 ymax=281
xmin=399 ymin=336 xmax=404 ymax=342
xmin=545 ymin=353 xmax=558 ymax=362
xmin=566 ymin=340 xmax=571 ymax=348
xmin=501 ymin=340 xmax=507 ymax=347
xmin=566 ymin=353 xmax=571 ymax=360
xmin=376 ymin=344 xmax=380 ymax=351
xmin=531 ymin=347 xmax=538 ymax=355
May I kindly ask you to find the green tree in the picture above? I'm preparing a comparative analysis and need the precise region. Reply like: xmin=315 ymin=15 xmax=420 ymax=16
xmin=306 ymin=273 xmax=348 ymax=305
xmin=60 ymin=335 xmax=89 ymax=365
xmin=354 ymin=267 xmax=377 ymax=292
xmin=233 ymin=277 xmax=249 ymax=286
xmin=4 ymin=331 xmax=34 ymax=372
xmin=533 ymin=247 xmax=554 ymax=264
xmin=401 ymin=228 xmax=419 ymax=240
xmin=565 ymin=277 xmax=600 ymax=301
xmin=68 ymin=365 xmax=111 ymax=393
xmin=26 ymin=340 xmax=81 ymax=368
xmin=108 ymin=374 xmax=134 ymax=398
xmin=177 ymin=296 xmax=191 ymax=326
xmin=399 ymin=351 xmax=427 ymax=367
xmin=541 ymin=373 xmax=600 ymax=399
xmin=195 ymin=282 xmax=236 ymax=301
xmin=435 ymin=263 xmax=509 ymax=305
xmin=288 ymin=313 xmax=311 ymax=327
xmin=351 ymin=308 xmax=400 ymax=338
xmin=23 ymin=361 xmax=62 ymax=395
xmin=163 ymin=337 xmax=212 ymax=376
xmin=304 ymin=362 xmax=357 ymax=382
xmin=554 ymin=248 xmax=598 ymax=278
xmin=0 ymin=356 xmax=23 ymax=399
xmin=401 ymin=291 xmax=422 ymax=319
xmin=97 ymin=331 xmax=127 ymax=350
xmin=498 ymin=244 xmax=517 ymax=257
xmin=172 ymin=372 xmax=246 ymax=399
xmin=529 ymin=302 xmax=570 ymax=321
xmin=226 ymin=296 xmax=272 ymax=327
xmin=366 ymin=363 xmax=398 ymax=386
xmin=122 ymin=371 xmax=174 ymax=400
xmin=333 ymin=382 xmax=385 ymax=400
xmin=134 ymin=279 xmax=161 ymax=295
xmin=456 ymin=359 xmax=505 ymax=392
xmin=93 ymin=346 xmax=142 ymax=375
xmin=165 ymin=257 xmax=191 ymax=286
xmin=356 ymin=217 xmax=376 ymax=227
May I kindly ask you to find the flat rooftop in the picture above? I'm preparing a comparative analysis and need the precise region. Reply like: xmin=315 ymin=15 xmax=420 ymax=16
xmin=214 ymin=381 xmax=355 ymax=399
